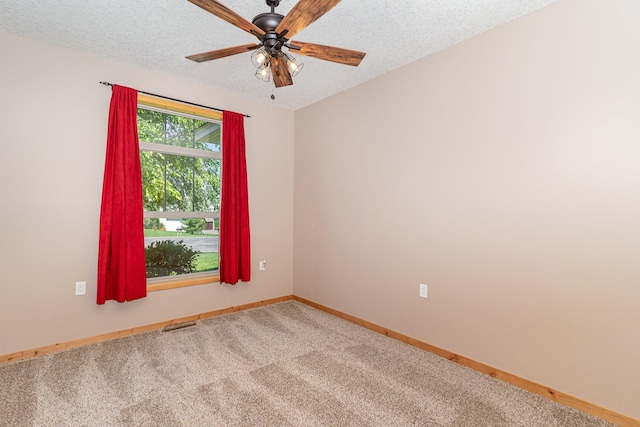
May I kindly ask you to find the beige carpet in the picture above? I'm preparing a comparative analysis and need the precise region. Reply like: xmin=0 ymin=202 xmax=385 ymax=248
xmin=0 ymin=301 xmax=614 ymax=426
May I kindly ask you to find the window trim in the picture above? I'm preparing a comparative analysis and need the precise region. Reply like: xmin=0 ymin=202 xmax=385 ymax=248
xmin=147 ymin=274 xmax=220 ymax=293
xmin=139 ymin=141 xmax=221 ymax=160
xmin=138 ymin=94 xmax=222 ymax=291
xmin=138 ymin=94 xmax=223 ymax=121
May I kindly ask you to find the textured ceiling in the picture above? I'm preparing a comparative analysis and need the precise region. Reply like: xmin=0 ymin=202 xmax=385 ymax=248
xmin=0 ymin=0 xmax=559 ymax=110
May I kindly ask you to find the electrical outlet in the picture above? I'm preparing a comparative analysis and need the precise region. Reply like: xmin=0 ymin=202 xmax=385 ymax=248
xmin=419 ymin=283 xmax=428 ymax=298
xmin=259 ymin=259 xmax=267 ymax=271
xmin=75 ymin=281 xmax=87 ymax=296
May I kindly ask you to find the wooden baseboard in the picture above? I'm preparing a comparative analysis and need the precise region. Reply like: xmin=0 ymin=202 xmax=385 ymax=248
xmin=2 ymin=294 xmax=636 ymax=426
xmin=0 ymin=295 xmax=293 ymax=365
xmin=292 ymin=296 xmax=639 ymax=427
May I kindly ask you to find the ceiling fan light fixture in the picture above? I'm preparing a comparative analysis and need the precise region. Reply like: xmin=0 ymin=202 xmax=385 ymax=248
xmin=251 ymin=47 xmax=270 ymax=68
xmin=255 ymin=63 xmax=271 ymax=82
xmin=283 ymin=52 xmax=304 ymax=77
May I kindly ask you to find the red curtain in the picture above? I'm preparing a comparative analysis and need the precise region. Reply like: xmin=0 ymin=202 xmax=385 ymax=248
xmin=97 ymin=85 xmax=147 ymax=304
xmin=219 ymin=111 xmax=251 ymax=284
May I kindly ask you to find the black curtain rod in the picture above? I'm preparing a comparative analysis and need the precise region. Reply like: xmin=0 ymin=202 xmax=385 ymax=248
xmin=99 ymin=81 xmax=250 ymax=118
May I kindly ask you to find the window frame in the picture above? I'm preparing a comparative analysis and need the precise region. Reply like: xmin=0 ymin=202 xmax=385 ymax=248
xmin=137 ymin=94 xmax=223 ymax=292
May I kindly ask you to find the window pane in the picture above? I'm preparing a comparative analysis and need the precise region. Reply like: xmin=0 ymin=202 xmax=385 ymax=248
xmin=138 ymin=109 xmax=165 ymax=144
xmin=195 ymin=121 xmax=221 ymax=152
xmin=144 ymin=218 xmax=219 ymax=278
xmin=194 ymin=158 xmax=221 ymax=212
xmin=143 ymin=153 xmax=214 ymax=213
xmin=141 ymin=151 xmax=165 ymax=211
xmin=137 ymin=107 xmax=220 ymax=153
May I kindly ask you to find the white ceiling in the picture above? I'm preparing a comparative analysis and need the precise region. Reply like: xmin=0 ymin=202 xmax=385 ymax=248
xmin=0 ymin=0 xmax=559 ymax=110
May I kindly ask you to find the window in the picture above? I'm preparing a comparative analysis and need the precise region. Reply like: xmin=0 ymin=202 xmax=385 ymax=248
xmin=137 ymin=96 xmax=222 ymax=290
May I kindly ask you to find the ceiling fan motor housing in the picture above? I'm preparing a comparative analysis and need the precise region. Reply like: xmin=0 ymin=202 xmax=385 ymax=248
xmin=252 ymin=13 xmax=284 ymax=33
xmin=252 ymin=12 xmax=285 ymax=53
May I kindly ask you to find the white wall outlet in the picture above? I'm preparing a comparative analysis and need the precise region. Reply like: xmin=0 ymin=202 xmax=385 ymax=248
xmin=419 ymin=283 xmax=428 ymax=298
xmin=75 ymin=281 xmax=87 ymax=296
xmin=259 ymin=259 xmax=267 ymax=271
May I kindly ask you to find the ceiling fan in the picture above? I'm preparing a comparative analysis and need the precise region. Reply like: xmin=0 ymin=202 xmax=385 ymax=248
xmin=186 ymin=0 xmax=366 ymax=88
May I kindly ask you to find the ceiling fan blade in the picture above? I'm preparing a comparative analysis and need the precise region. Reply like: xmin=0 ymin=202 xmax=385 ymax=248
xmin=186 ymin=44 xmax=258 ymax=62
xmin=271 ymin=56 xmax=294 ymax=88
xmin=275 ymin=0 xmax=342 ymax=40
xmin=188 ymin=0 xmax=265 ymax=36
xmin=292 ymin=41 xmax=366 ymax=66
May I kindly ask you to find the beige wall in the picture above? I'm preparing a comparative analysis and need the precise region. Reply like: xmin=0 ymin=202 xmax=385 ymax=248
xmin=294 ymin=0 xmax=640 ymax=419
xmin=0 ymin=32 xmax=294 ymax=356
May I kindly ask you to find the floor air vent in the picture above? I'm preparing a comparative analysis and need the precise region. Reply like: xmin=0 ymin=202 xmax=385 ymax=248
xmin=163 ymin=321 xmax=197 ymax=332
